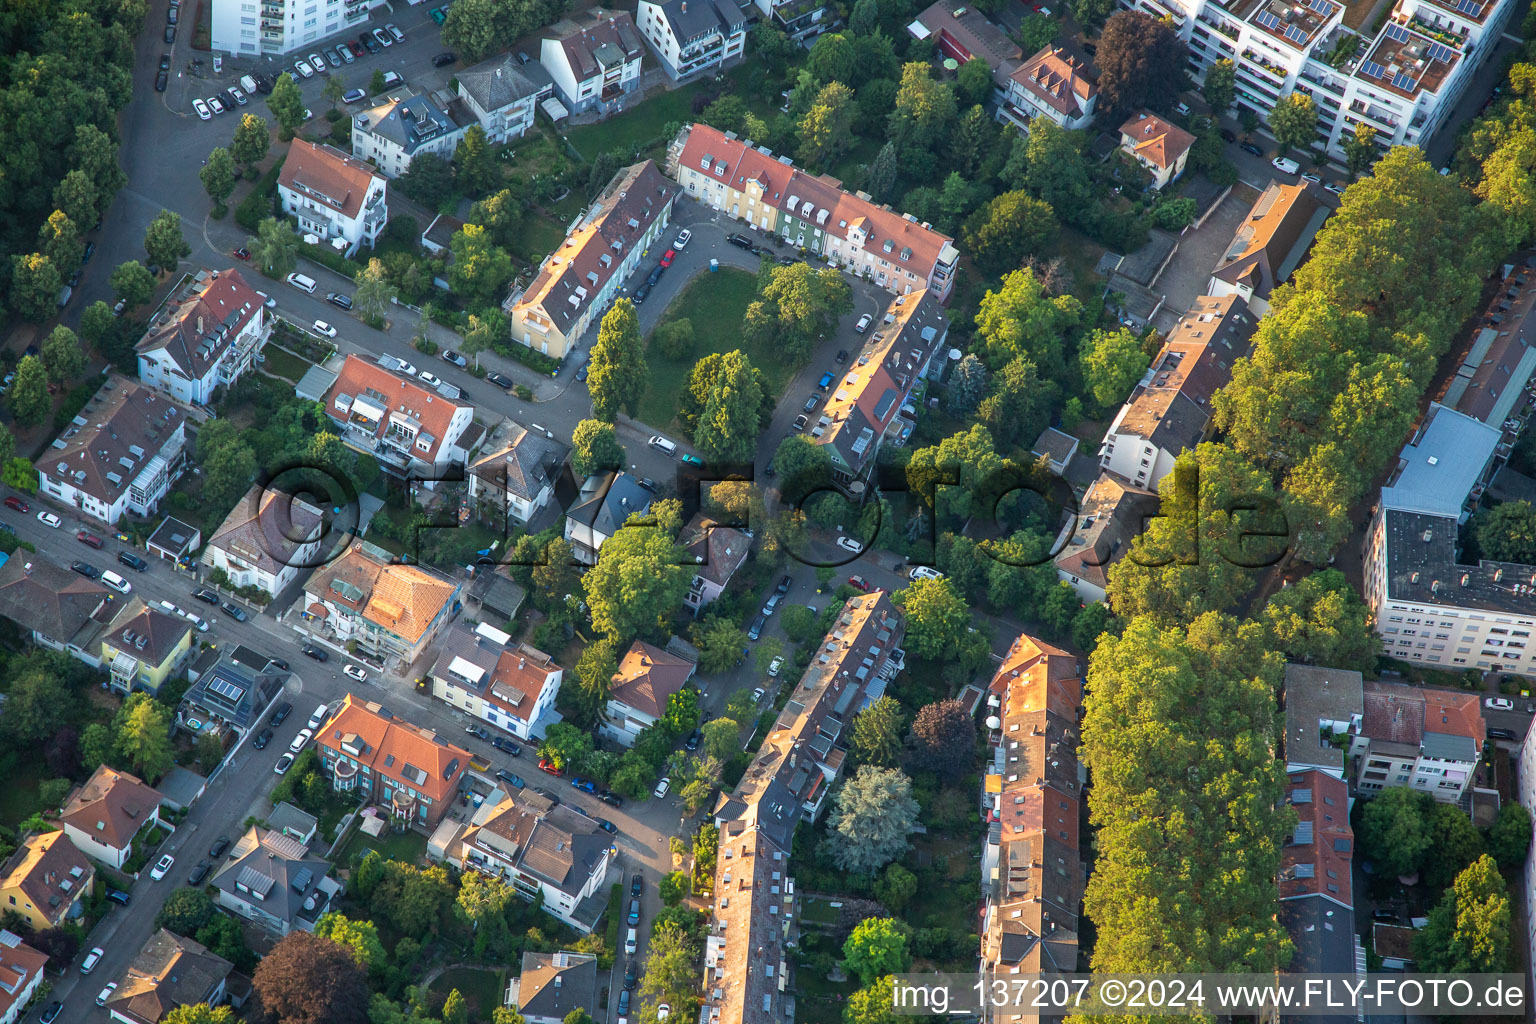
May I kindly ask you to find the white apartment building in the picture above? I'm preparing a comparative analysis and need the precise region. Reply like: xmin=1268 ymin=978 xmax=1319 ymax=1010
xmin=136 ymin=268 xmax=270 ymax=406
xmin=38 ymin=377 xmax=187 ymax=526
xmin=1121 ymin=0 xmax=1514 ymax=160
xmin=279 ymin=139 xmax=388 ymax=257
xmin=429 ymin=622 xmax=565 ymax=741
xmin=999 ymin=45 xmax=1100 ymax=132
xmin=202 ymin=485 xmax=325 ymax=598
xmin=211 ymin=0 xmax=376 ymax=56
xmin=540 ymin=9 xmax=645 ymax=116
xmin=456 ymin=56 xmax=555 ymax=144
xmin=636 ymin=0 xmax=746 ymax=80
xmin=352 ymin=91 xmax=466 ymax=178
xmin=1356 ymin=681 xmax=1485 ymax=803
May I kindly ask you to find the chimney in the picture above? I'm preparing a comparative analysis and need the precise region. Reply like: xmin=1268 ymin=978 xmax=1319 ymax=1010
xmin=197 ymin=315 xmax=204 ymax=333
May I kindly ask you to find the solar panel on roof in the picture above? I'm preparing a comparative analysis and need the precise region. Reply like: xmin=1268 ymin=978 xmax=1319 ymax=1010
xmin=1426 ymin=40 xmax=1457 ymax=61
xmin=1455 ymin=0 xmax=1482 ymax=16
xmin=1392 ymin=72 xmax=1419 ymax=90
xmin=1284 ymin=24 xmax=1307 ymax=43
xmin=1359 ymin=59 xmax=1386 ymax=77
xmin=208 ymin=676 xmax=246 ymax=703
xmin=291 ymin=867 xmax=314 ymax=892
xmin=1253 ymin=8 xmax=1281 ymax=28
xmin=1308 ymin=0 xmax=1333 ymax=13
xmin=1383 ymin=22 xmax=1410 ymax=41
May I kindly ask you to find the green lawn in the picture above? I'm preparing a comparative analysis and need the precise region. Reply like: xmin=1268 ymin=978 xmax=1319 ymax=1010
xmin=259 ymin=346 xmax=313 ymax=383
xmin=801 ymin=897 xmax=839 ymax=926
xmin=637 ymin=268 xmax=786 ymax=433
xmin=430 ymin=965 xmax=508 ymax=1023
xmin=514 ymin=212 xmax=571 ymax=265
xmin=795 ymin=959 xmax=859 ymax=1024
xmin=563 ymin=81 xmax=710 ymax=162
xmin=335 ymin=823 xmax=429 ymax=867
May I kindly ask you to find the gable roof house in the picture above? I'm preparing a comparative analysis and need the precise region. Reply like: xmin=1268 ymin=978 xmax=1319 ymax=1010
xmin=1053 ymin=473 xmax=1159 ymax=602
xmin=202 ymin=485 xmax=326 ymax=598
xmin=680 ymin=513 xmax=752 ymax=615
xmin=0 ymin=555 xmax=114 ymax=660
xmin=1118 ymin=111 xmax=1197 ymax=189
xmin=1001 ymin=44 xmax=1099 ymax=132
xmin=1278 ymin=769 xmax=1363 ymax=1000
xmin=539 ymin=9 xmax=646 ymax=115
xmin=814 ymin=290 xmax=948 ymax=490
xmin=301 ymin=541 xmax=462 ymax=666
xmin=136 ymin=267 xmax=269 ymax=406
xmin=513 ymin=951 xmax=600 ymax=1024
xmin=103 ymin=928 xmax=234 ymax=1024
xmin=322 ymin=354 xmax=478 ymax=485
xmin=0 ymin=832 xmax=94 ymax=932
xmin=456 ymin=54 xmax=555 ymax=144
xmin=278 ymin=139 xmax=389 ymax=257
xmin=37 ymin=376 xmax=187 ymax=526
xmin=351 ymin=88 xmax=468 ymax=179
xmin=981 ymin=634 xmax=1085 ymax=1014
xmin=314 ymin=694 xmax=473 ymax=829
xmin=636 ymin=0 xmax=747 ymax=81
xmin=601 ymin=640 xmax=697 ymax=747
xmin=179 ymin=644 xmax=287 ymax=738
xmin=1098 ymin=294 xmax=1256 ymax=491
xmin=563 ymin=470 xmax=655 ymax=564
xmin=1207 ymin=181 xmax=1327 ymax=316
xmin=57 ymin=766 xmax=164 ymax=870
xmin=468 ymin=425 xmax=572 ymax=527
xmin=209 ymin=827 xmax=339 ymax=935
xmin=98 ymin=598 xmax=194 ymax=696
xmin=666 ymin=123 xmax=795 ymax=234
xmin=429 ymin=621 xmax=564 ymax=741
xmin=907 ymin=0 xmax=1023 ymax=102
xmin=506 ymin=160 xmax=676 ymax=360
xmin=0 ymin=932 xmax=48 ymax=1024
xmin=1356 ymin=681 xmax=1486 ymax=804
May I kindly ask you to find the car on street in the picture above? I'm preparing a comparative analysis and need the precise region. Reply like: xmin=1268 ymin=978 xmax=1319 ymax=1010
xmin=442 ymin=349 xmax=468 ymax=367
xmin=267 ymin=656 xmax=288 ymax=671
xmin=681 ymin=453 xmax=702 ymax=466
xmin=598 ymin=818 xmax=617 ymax=834
xmin=271 ymin=701 xmax=292 ymax=724
xmin=343 ymin=664 xmax=368 ymax=682
xmin=747 ymin=615 xmax=765 ymax=640
xmin=538 ymin=758 xmax=563 ymax=776
xmin=836 ymin=536 xmax=863 ymax=554
xmin=105 ymin=889 xmax=130 ymax=906
xmin=166 ymin=3 xmax=178 ymax=21
xmin=293 ymin=59 xmax=313 ymax=78
xmin=308 ymin=704 xmax=329 ymax=729
xmin=855 ymin=313 xmax=872 ymax=333
xmin=1490 ymin=726 xmax=1521 ymax=741
xmin=188 ymin=860 xmax=212 ymax=885
xmin=909 ymin=565 xmax=945 ymax=581
xmin=312 ymin=320 xmax=337 ymax=338
xmin=193 ymin=98 xmax=211 ymax=119
xmin=1324 ymin=181 xmax=1345 ymax=196
xmin=624 ymin=961 xmax=638 ymax=990
xmin=1487 ymin=697 xmax=1515 ymax=710
xmin=193 ymin=588 xmax=220 ymax=605
xmin=155 ymin=69 xmax=168 ymax=91
xmin=576 ymin=361 xmax=589 ymax=382
xmin=660 ymin=248 xmax=676 ymax=268
xmin=42 ymin=1002 xmax=64 ymax=1024
xmin=1240 ymin=141 xmax=1264 ymax=157
xmin=751 ymin=687 xmax=766 ymax=705
xmin=803 ymin=393 xmax=819 ymax=413
xmin=210 ymin=835 xmax=231 ymax=858
xmin=307 ymin=52 xmax=328 ymax=72
xmin=486 ymin=371 xmax=515 ymax=390
xmin=572 ymin=777 xmax=597 ymax=792
xmin=817 ymin=372 xmax=834 ymax=390
xmin=685 ymin=728 xmax=701 ymax=750
xmin=77 ymin=530 xmax=104 ymax=548
xmin=392 ymin=358 xmax=418 ymax=376
xmin=386 ymin=22 xmax=405 ymax=41
xmin=150 ymin=854 xmax=175 ymax=881
xmin=1301 ymin=171 xmax=1321 ymax=184
xmin=835 ymin=349 xmax=848 ymax=364
xmin=762 ymin=593 xmax=781 ymax=616
xmin=601 ymin=791 xmax=624 ymax=807
xmin=360 ymin=33 xmax=380 ymax=53
xmin=1271 ymin=156 xmax=1300 ymax=175
xmin=847 ymin=574 xmax=870 ymax=591
xmin=1220 ymin=128 xmax=1237 ymax=142
xmin=322 ymin=49 xmax=341 ymax=68
xmin=4 ymin=497 xmax=28 ymax=513
xmin=253 ymin=727 xmax=272 ymax=749
xmin=653 ymin=777 xmax=670 ymax=798
xmin=336 ymin=44 xmax=353 ymax=64
xmin=491 ymin=736 xmax=521 ymax=755
xmin=81 ymin=947 xmax=104 ymax=974
xmin=164 ymin=25 xmax=175 ymax=42
xmin=232 ymin=246 xmax=250 ymax=261
xmin=227 ymin=86 xmax=247 ymax=106
xmin=419 ymin=370 xmax=442 ymax=388
xmin=767 ymin=656 xmax=784 ymax=676
xmin=727 ymin=232 xmax=754 ymax=250
xmin=222 ymin=601 xmax=246 ymax=622
xmin=624 ymin=928 xmax=637 ymax=955
xmin=657 ymin=1006 xmax=670 ymax=1021
xmin=792 ymin=413 xmax=809 ymax=431
xmin=326 ymin=292 xmax=353 ymax=310
xmin=466 ymin=725 xmax=490 ymax=741
xmin=288 ymin=728 xmax=312 ymax=753
xmin=433 ymin=51 xmax=457 ymax=66
xmin=343 ymin=88 xmax=366 ymax=103
xmin=631 ymin=872 xmax=643 ymax=897
xmin=71 ymin=561 xmax=100 ymax=579
xmin=431 ymin=5 xmax=448 ymax=22
xmin=674 ymin=228 xmax=691 ymax=249
xmin=373 ymin=27 xmax=393 ymax=47
xmin=496 ymin=769 xmax=525 ymax=788
xmin=274 ymin=752 xmax=295 ymax=774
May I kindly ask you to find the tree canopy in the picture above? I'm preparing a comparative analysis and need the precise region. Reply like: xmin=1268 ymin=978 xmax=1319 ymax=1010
xmin=828 ymin=766 xmax=920 ymax=874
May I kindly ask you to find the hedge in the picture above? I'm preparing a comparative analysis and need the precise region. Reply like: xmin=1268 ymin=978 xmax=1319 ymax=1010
xmin=235 ymin=157 xmax=286 ymax=232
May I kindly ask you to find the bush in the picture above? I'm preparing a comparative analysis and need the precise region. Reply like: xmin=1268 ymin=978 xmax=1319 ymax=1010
xmin=236 ymin=158 xmax=286 ymax=232
xmin=413 ymin=336 xmax=440 ymax=355
xmin=302 ymin=242 xmax=363 ymax=280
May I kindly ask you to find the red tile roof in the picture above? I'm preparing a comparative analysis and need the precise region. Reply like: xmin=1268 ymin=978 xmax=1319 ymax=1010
xmin=0 ymin=933 xmax=46 ymax=1023
xmin=58 ymin=765 xmax=162 ymax=852
xmin=609 ymin=640 xmax=694 ymax=719
xmin=1280 ymin=769 xmax=1353 ymax=904
xmin=136 ymin=268 xmax=264 ymax=381
xmin=1010 ymin=46 xmax=1098 ymax=118
xmin=279 ymin=139 xmax=384 ymax=220
xmin=323 ymin=354 xmax=471 ymax=463
xmin=316 ymin=694 xmax=471 ymax=806
xmin=674 ymin=123 xmax=794 ymax=204
xmin=1119 ymin=111 xmax=1196 ymax=171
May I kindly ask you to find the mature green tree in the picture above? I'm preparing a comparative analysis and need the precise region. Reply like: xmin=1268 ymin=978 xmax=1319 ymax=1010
xmin=1257 ymin=569 xmax=1378 ymax=671
xmin=455 ymin=871 xmax=514 ymax=932
xmin=314 ymin=913 xmax=387 ymax=972
xmin=39 ymin=210 xmax=84 ymax=270
xmin=468 ymin=186 xmax=527 ymax=248
xmin=7 ymin=356 xmax=51 ymax=427
xmin=1081 ymin=613 xmax=1293 ymax=975
xmin=52 ymin=170 xmax=99 ymax=233
xmin=571 ymin=419 xmax=624 ymax=477
xmin=353 ymin=258 xmax=395 ymax=325
xmin=762 ymin=263 xmax=853 ymax=363
xmin=798 ymin=82 xmax=858 ymax=169
xmin=773 ymin=434 xmax=836 ymax=507
xmin=267 ymin=72 xmax=305 ymax=136
xmin=964 ymin=190 xmax=1055 ymax=276
xmin=441 ymin=990 xmax=468 ymax=1024
xmin=695 ymin=617 xmax=749 ymax=675
xmin=807 ymin=32 xmax=857 ymax=85
xmin=844 ymin=977 xmax=900 ymax=1024
xmin=80 ymin=301 xmax=117 ymax=350
xmin=1269 ymin=92 xmax=1319 ymax=158
xmin=145 ymin=211 xmax=191 ymax=271
xmin=1415 ymin=855 xmax=1511 ymax=973
xmin=200 ymin=147 xmax=237 ymax=209
xmin=867 ymin=140 xmax=899 ymax=202
xmin=946 ymin=354 xmax=988 ymax=416
xmin=653 ymin=317 xmax=694 ymax=359
xmin=447 ymin=224 xmax=513 ymax=305
xmin=1424 ymin=800 xmax=1486 ymax=892
xmin=1201 ymin=58 xmax=1236 ymax=113
xmin=232 ymin=113 xmax=271 ymax=168
xmin=638 ymin=920 xmax=701 ymax=1011
xmin=248 ymin=216 xmax=299 ymax=279
xmin=442 ymin=0 xmax=506 ymax=61
xmin=828 ymin=766 xmax=920 ymax=873
xmin=874 ymin=864 xmax=918 ymax=913
xmin=1473 ymin=501 xmax=1536 ymax=563
xmin=116 ymin=695 xmax=173 ymax=783
xmin=843 ymin=918 xmax=911 ymax=985
xmin=905 ymin=423 xmax=1011 ymax=524
xmin=10 ymin=253 xmax=62 ymax=323
xmin=1095 ymin=11 xmax=1189 ymax=120
xmin=907 ymin=698 xmax=976 ymax=781
xmin=163 ymin=1007 xmax=238 ymax=1024
xmin=1016 ymin=12 xmax=1060 ymax=54
xmin=40 ymin=326 xmax=85 ymax=387
xmin=974 ymin=267 xmax=1082 ymax=372
xmin=588 ymin=299 xmax=647 ymax=421
xmin=692 ymin=351 xmax=770 ymax=463
xmin=849 ymin=0 xmax=879 ymax=34
xmin=251 ymin=932 xmax=370 ymax=1024
xmin=110 ymin=260 xmax=156 ymax=308
xmin=1358 ymin=786 xmax=1431 ymax=880
xmin=1079 ymin=327 xmax=1149 ymax=408
xmin=701 ymin=718 xmax=741 ymax=762
xmin=887 ymin=62 xmax=957 ymax=156
xmin=0 ymin=666 xmax=71 ymax=744
xmin=1342 ymin=121 xmax=1377 ymax=180
xmin=1489 ymin=803 xmax=1533 ymax=867
xmin=852 ymin=696 xmax=903 ymax=767
xmin=453 ymin=125 xmax=501 ymax=197
xmin=582 ymin=513 xmax=689 ymax=642
xmin=955 ymin=57 xmax=994 ymax=107
xmin=201 ymin=435 xmax=258 ymax=512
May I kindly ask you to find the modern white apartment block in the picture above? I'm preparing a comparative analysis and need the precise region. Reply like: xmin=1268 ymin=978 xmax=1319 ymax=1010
xmin=211 ymin=0 xmax=376 ymax=56
xmin=540 ymin=9 xmax=645 ymax=116
xmin=1356 ymin=681 xmax=1484 ymax=803
xmin=636 ymin=0 xmax=746 ymax=80
xmin=279 ymin=139 xmax=388 ymax=257
xmin=1120 ymin=0 xmax=1514 ymax=159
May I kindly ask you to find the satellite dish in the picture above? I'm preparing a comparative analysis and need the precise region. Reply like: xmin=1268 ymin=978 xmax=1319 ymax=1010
xmin=985 ymin=715 xmax=1001 ymax=730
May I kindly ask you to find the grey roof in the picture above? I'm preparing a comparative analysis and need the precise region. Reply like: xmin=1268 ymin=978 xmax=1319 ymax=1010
xmin=107 ymin=928 xmax=232 ymax=1024
xmin=267 ymin=802 xmax=318 ymax=840
xmin=182 ymin=649 xmax=284 ymax=729
xmin=1279 ymin=896 xmax=1357 ymax=978
xmin=147 ymin=517 xmax=200 ymax=557
xmin=358 ymin=92 xmax=462 ymax=154
xmin=0 ymin=556 xmax=112 ymax=644
xmin=206 ymin=485 xmax=325 ymax=575
xmin=549 ymin=9 xmax=644 ymax=81
xmin=1379 ymin=403 xmax=1501 ymax=518
xmin=518 ymin=951 xmax=598 ymax=1021
xmin=1282 ymin=664 xmax=1363 ymax=772
xmin=518 ymin=805 xmax=610 ymax=893
xmin=566 ymin=471 xmax=653 ymax=538
xmin=103 ymin=598 xmax=192 ymax=668
xmin=472 ymin=425 xmax=571 ymax=502
xmin=211 ymin=826 xmax=333 ymax=928
xmin=294 ymin=365 xmax=338 ymax=402
xmin=458 ymin=54 xmax=553 ymax=110
xmin=648 ymin=0 xmax=745 ymax=45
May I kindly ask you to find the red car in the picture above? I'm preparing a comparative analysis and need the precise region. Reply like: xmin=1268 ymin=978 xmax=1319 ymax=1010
xmin=3 ymin=496 xmax=27 ymax=513
xmin=77 ymin=530 xmax=104 ymax=549
xmin=232 ymin=247 xmax=250 ymax=261
xmin=538 ymin=758 xmax=563 ymax=777
xmin=659 ymin=248 xmax=675 ymax=268
xmin=847 ymin=574 xmax=871 ymax=591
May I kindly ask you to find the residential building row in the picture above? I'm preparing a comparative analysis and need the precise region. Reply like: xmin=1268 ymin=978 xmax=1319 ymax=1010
xmin=979 ymin=635 xmax=1085 ymax=1024
xmin=667 ymin=123 xmax=961 ymax=302
xmin=1118 ymin=0 xmax=1516 ymax=161
xmin=705 ymin=591 xmax=906 ymax=1024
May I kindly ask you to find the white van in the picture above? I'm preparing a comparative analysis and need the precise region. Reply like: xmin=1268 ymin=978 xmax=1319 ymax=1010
xmin=286 ymin=272 xmax=317 ymax=294
xmin=625 ymin=928 xmax=637 ymax=955
xmin=1271 ymin=156 xmax=1300 ymax=175
xmin=648 ymin=435 xmax=678 ymax=457
xmin=307 ymin=703 xmax=329 ymax=730
xmin=239 ymin=74 xmax=258 ymax=95
xmin=100 ymin=570 xmax=132 ymax=594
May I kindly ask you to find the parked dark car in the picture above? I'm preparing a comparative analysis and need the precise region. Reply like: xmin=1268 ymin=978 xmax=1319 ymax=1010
xmin=164 ymin=25 xmax=175 ymax=43
xmin=685 ymin=729 xmax=701 ymax=750
xmin=77 ymin=530 xmax=104 ymax=548
xmin=466 ymin=725 xmax=491 ymax=742
xmin=267 ymin=656 xmax=289 ymax=671
xmin=271 ymin=701 xmax=292 ymax=724
xmin=155 ymin=70 xmax=168 ymax=91
xmin=1220 ymin=128 xmax=1237 ymax=143
xmin=637 ymin=477 xmax=657 ymax=492
xmin=222 ymin=602 xmax=247 ymax=622
xmin=576 ymin=361 xmax=589 ymax=382
xmin=486 ymin=371 xmax=515 ymax=390
xmin=747 ymin=615 xmax=765 ymax=640
xmin=776 ymin=254 xmax=797 ymax=266
xmin=835 ymin=349 xmax=848 ymax=364
xmin=105 ymin=889 xmax=131 ymax=906
xmin=252 ymin=727 xmax=273 ymax=750
xmin=188 ymin=860 xmax=212 ymax=885
xmin=617 ymin=991 xmax=631 ymax=1018
xmin=601 ymin=792 xmax=624 ymax=808
xmin=491 ymin=736 xmax=521 ymax=756
xmin=627 ymin=898 xmax=641 ymax=925
xmin=302 ymin=644 xmax=329 ymax=662
xmin=433 ymin=51 xmax=457 ymax=66
xmin=631 ymin=873 xmax=643 ymax=897
xmin=4 ymin=497 xmax=28 ymax=512
xmin=255 ymin=73 xmax=275 ymax=93
xmin=597 ymin=818 xmax=617 ymax=834
xmin=633 ymin=281 xmax=651 ymax=304
xmin=776 ymin=574 xmax=791 ymax=595
xmin=803 ymin=394 xmax=819 ymax=412
xmin=166 ymin=5 xmax=178 ymax=22
xmin=1490 ymin=726 xmax=1520 ymax=741
xmin=209 ymin=835 xmax=231 ymax=857
xmin=1240 ymin=141 xmax=1264 ymax=157
xmin=192 ymin=588 xmax=220 ymax=605
xmin=71 ymin=561 xmax=100 ymax=579
xmin=726 ymin=233 xmax=755 ymax=250
xmin=118 ymin=551 xmax=148 ymax=572
xmin=326 ymin=292 xmax=353 ymax=310
xmin=624 ymin=961 xmax=638 ymax=990
xmin=360 ymin=33 xmax=380 ymax=53
xmin=647 ymin=265 xmax=664 ymax=288
xmin=39 ymin=1002 xmax=62 ymax=1024
xmin=496 ymin=769 xmax=526 ymax=788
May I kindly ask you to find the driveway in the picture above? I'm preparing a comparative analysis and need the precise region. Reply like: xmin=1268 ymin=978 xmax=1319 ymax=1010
xmin=1151 ymin=181 xmax=1259 ymax=332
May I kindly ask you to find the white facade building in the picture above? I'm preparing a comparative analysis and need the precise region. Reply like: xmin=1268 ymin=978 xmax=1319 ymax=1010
xmin=136 ymin=268 xmax=270 ymax=406
xmin=202 ymin=486 xmax=325 ymax=599
xmin=637 ymin=0 xmax=746 ymax=80
xmin=352 ymin=91 xmax=466 ymax=178
xmin=540 ymin=10 xmax=645 ymax=116
xmin=429 ymin=622 xmax=564 ymax=741
xmin=456 ymin=56 xmax=556 ymax=144
xmin=210 ymin=0 xmax=377 ymax=56
xmin=279 ymin=139 xmax=388 ymax=258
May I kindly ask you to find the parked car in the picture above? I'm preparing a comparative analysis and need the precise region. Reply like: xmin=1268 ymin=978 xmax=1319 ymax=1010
xmin=855 ymin=313 xmax=872 ymax=333
xmin=293 ymin=58 xmax=314 ymax=78
xmin=497 ymin=769 xmax=526 ymax=789
xmin=1490 ymin=727 xmax=1521 ymax=741
xmin=835 ymin=349 xmax=848 ymax=364
xmin=761 ymin=593 xmax=781 ymax=617
xmin=271 ymin=701 xmax=292 ymax=724
xmin=373 ymin=27 xmax=393 ymax=47
xmin=155 ymin=69 xmax=168 ymax=91
xmin=227 ymin=86 xmax=247 ymax=106
xmin=164 ymin=25 xmax=175 ymax=42
xmin=336 ymin=44 xmax=354 ymax=64
xmin=633 ymin=281 xmax=651 ymax=304
xmin=486 ymin=371 xmax=515 ymax=390
xmin=77 ymin=530 xmax=104 ymax=548
xmin=466 ymin=725 xmax=491 ymax=741
xmin=659 ymin=248 xmax=676 ymax=268
xmin=624 ymin=961 xmax=638 ymax=990
xmin=150 ymin=854 xmax=175 ymax=881
xmin=909 ymin=565 xmax=945 ymax=581
xmin=267 ymin=656 xmax=289 ymax=671
xmin=1240 ymin=141 xmax=1264 ymax=157
xmin=767 ymin=656 xmax=784 ymax=677
xmin=674 ymin=228 xmax=692 ymax=249
xmin=775 ymin=575 xmax=791 ymax=595
xmin=624 ymin=928 xmax=637 ymax=956
xmin=726 ymin=232 xmax=755 ymax=250
xmin=252 ymin=727 xmax=273 ymax=750
xmin=188 ymin=860 xmax=212 ymax=885
xmin=817 ymin=372 xmax=835 ymax=390
xmin=418 ymin=370 xmax=442 ymax=388
xmin=442 ymin=349 xmax=468 ymax=367
xmin=748 ymin=615 xmax=765 ymax=640
xmin=1323 ymin=181 xmax=1345 ymax=196
xmin=598 ymin=818 xmax=617 ymax=834
xmin=835 ymin=536 xmax=863 ymax=554
xmin=322 ymin=49 xmax=341 ymax=68
xmin=222 ymin=601 xmax=247 ymax=622
xmin=576 ymin=361 xmax=589 ymax=382
xmin=751 ymin=687 xmax=766 ymax=704
xmin=192 ymin=97 xmax=210 ymax=119
xmin=803 ymin=394 xmax=819 ymax=413
xmin=360 ymin=33 xmax=380 ymax=53
xmin=1271 ymin=156 xmax=1300 ymax=175
xmin=572 ymin=777 xmax=598 ymax=793
xmin=653 ymin=777 xmax=670 ymax=798
xmin=312 ymin=319 xmax=338 ymax=338
xmin=71 ymin=561 xmax=101 ymax=579
xmin=491 ymin=736 xmax=521 ymax=756
xmin=847 ymin=574 xmax=870 ymax=591
xmin=81 ymin=948 xmax=104 ymax=974
xmin=326 ymin=292 xmax=352 ymax=310
xmin=4 ymin=497 xmax=28 ymax=512
xmin=1487 ymin=697 xmax=1515 ymax=710
xmin=681 ymin=453 xmax=702 ymax=466
xmin=631 ymin=873 xmax=643 ymax=897
xmin=343 ymin=664 xmax=367 ymax=682
xmin=288 ymin=728 xmax=312 ymax=753
xmin=192 ymin=588 xmax=220 ymax=605
xmin=274 ymin=752 xmax=295 ymax=774
xmin=433 ymin=51 xmax=457 ymax=67
xmin=1220 ymin=128 xmax=1237 ymax=143
xmin=343 ymin=87 xmax=366 ymax=103
xmin=385 ymin=22 xmax=405 ymax=41
xmin=538 ymin=758 xmax=563 ymax=776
